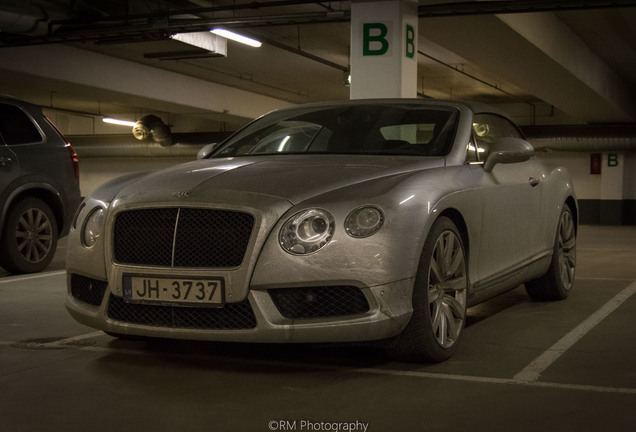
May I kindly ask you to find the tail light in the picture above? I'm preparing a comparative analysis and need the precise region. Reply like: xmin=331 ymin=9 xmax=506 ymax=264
xmin=66 ymin=143 xmax=80 ymax=181
xmin=45 ymin=116 xmax=80 ymax=181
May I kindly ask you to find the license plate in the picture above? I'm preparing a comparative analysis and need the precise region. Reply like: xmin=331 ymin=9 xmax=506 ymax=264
xmin=122 ymin=275 xmax=224 ymax=307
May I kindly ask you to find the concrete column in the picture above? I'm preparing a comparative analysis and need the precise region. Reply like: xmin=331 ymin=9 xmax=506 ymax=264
xmin=600 ymin=153 xmax=626 ymax=225
xmin=350 ymin=0 xmax=418 ymax=99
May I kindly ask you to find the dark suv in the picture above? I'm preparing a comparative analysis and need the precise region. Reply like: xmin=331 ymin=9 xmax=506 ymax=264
xmin=0 ymin=96 xmax=81 ymax=273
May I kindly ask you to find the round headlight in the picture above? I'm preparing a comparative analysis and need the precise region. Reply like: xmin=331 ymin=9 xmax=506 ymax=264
xmin=345 ymin=206 xmax=384 ymax=238
xmin=81 ymin=207 xmax=105 ymax=248
xmin=279 ymin=209 xmax=335 ymax=255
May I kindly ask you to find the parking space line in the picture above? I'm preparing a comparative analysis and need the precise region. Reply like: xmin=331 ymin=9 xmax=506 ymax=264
xmin=353 ymin=367 xmax=636 ymax=395
xmin=68 ymin=344 xmax=636 ymax=395
xmin=514 ymin=280 xmax=636 ymax=383
xmin=3 ymin=331 xmax=635 ymax=395
xmin=0 ymin=270 xmax=65 ymax=284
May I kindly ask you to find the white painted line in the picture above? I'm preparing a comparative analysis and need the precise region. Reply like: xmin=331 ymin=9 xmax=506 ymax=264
xmin=3 ymin=334 xmax=635 ymax=395
xmin=69 ymin=345 xmax=636 ymax=395
xmin=0 ymin=270 xmax=65 ymax=284
xmin=514 ymin=281 xmax=636 ymax=383
xmin=353 ymin=367 xmax=636 ymax=395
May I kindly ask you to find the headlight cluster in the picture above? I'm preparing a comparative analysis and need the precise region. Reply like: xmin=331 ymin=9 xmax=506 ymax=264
xmin=345 ymin=206 xmax=384 ymax=238
xmin=81 ymin=207 xmax=106 ymax=248
xmin=279 ymin=206 xmax=384 ymax=255
xmin=280 ymin=209 xmax=335 ymax=255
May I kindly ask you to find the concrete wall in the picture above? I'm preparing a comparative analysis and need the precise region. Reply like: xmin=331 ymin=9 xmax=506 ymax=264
xmin=536 ymin=152 xmax=635 ymax=225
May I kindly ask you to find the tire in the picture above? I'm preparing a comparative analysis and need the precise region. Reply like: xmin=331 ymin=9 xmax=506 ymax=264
xmin=525 ymin=205 xmax=576 ymax=301
xmin=387 ymin=217 xmax=468 ymax=362
xmin=0 ymin=197 xmax=58 ymax=273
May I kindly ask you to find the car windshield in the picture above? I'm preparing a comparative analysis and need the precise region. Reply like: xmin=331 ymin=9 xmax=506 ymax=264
xmin=213 ymin=104 xmax=458 ymax=158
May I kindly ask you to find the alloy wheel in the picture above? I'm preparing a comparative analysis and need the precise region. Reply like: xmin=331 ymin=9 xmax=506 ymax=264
xmin=428 ymin=230 xmax=467 ymax=348
xmin=16 ymin=207 xmax=54 ymax=264
xmin=557 ymin=209 xmax=576 ymax=291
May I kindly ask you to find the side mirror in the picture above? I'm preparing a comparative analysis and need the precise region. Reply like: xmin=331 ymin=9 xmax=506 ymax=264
xmin=197 ymin=143 xmax=219 ymax=160
xmin=483 ymin=137 xmax=534 ymax=173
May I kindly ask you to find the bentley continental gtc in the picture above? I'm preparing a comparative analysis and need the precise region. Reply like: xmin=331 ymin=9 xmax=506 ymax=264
xmin=66 ymin=99 xmax=577 ymax=362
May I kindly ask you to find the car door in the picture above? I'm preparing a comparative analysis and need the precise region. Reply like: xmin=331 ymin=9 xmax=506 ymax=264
xmin=0 ymin=103 xmax=21 ymax=204
xmin=0 ymin=142 xmax=18 ymax=192
xmin=0 ymin=102 xmax=47 ymax=194
xmin=470 ymin=114 xmax=544 ymax=290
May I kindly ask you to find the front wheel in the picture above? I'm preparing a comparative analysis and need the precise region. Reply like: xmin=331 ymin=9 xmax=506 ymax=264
xmin=387 ymin=217 xmax=468 ymax=362
xmin=0 ymin=198 xmax=58 ymax=273
xmin=525 ymin=205 xmax=576 ymax=301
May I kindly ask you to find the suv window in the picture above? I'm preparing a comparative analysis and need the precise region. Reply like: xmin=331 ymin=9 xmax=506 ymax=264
xmin=471 ymin=113 xmax=524 ymax=161
xmin=0 ymin=103 xmax=43 ymax=145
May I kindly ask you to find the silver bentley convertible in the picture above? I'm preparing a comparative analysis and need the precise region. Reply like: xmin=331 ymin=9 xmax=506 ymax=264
xmin=66 ymin=99 xmax=577 ymax=362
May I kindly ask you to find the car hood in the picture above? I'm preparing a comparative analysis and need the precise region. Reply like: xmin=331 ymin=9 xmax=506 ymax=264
xmin=102 ymin=154 xmax=445 ymax=208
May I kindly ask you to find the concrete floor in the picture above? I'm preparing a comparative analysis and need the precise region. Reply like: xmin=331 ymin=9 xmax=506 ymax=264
xmin=1 ymin=225 xmax=635 ymax=432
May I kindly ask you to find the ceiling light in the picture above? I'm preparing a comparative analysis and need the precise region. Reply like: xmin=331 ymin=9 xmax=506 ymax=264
xmin=103 ymin=118 xmax=137 ymax=127
xmin=211 ymin=29 xmax=262 ymax=48
xmin=171 ymin=31 xmax=227 ymax=56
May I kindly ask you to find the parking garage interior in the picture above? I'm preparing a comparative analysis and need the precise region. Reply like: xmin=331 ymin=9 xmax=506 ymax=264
xmin=1 ymin=1 xmax=636 ymax=431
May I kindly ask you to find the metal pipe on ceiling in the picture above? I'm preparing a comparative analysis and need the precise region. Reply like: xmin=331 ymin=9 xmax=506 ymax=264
xmin=525 ymin=125 xmax=636 ymax=152
xmin=418 ymin=0 xmax=636 ymax=17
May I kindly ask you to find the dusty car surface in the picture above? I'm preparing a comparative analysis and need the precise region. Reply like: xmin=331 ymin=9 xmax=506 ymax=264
xmin=66 ymin=99 xmax=577 ymax=362
xmin=0 ymin=96 xmax=81 ymax=273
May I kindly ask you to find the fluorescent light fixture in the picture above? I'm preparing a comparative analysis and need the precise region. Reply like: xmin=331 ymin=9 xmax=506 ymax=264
xmin=211 ymin=28 xmax=262 ymax=48
xmin=103 ymin=118 xmax=137 ymax=127
xmin=171 ymin=31 xmax=227 ymax=56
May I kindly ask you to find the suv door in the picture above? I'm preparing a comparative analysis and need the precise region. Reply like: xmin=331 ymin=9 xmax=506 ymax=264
xmin=0 ymin=142 xmax=18 ymax=195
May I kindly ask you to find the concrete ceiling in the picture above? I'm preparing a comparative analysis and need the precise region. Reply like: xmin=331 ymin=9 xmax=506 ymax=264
xmin=0 ymin=0 xmax=635 ymax=134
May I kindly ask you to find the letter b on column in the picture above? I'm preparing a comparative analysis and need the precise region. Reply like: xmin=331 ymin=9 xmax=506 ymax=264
xmin=363 ymin=23 xmax=389 ymax=56
xmin=405 ymin=24 xmax=415 ymax=58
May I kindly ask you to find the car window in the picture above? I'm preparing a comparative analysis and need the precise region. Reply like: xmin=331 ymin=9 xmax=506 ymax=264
xmin=0 ymin=103 xmax=44 ymax=145
xmin=215 ymin=105 xmax=458 ymax=158
xmin=471 ymin=113 xmax=524 ymax=161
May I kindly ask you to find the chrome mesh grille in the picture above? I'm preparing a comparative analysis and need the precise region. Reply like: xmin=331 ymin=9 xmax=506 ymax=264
xmin=113 ymin=208 xmax=254 ymax=267
xmin=269 ymin=286 xmax=370 ymax=319
xmin=107 ymin=295 xmax=257 ymax=329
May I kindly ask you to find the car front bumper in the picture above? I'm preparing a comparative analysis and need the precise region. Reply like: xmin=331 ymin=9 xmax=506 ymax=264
xmin=66 ymin=273 xmax=415 ymax=343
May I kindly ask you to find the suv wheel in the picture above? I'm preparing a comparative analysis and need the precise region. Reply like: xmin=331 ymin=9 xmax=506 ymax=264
xmin=0 ymin=198 xmax=58 ymax=273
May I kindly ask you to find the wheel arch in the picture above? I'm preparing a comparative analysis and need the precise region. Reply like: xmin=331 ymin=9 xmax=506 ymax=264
xmin=437 ymin=207 xmax=470 ymax=265
xmin=565 ymin=195 xmax=578 ymax=234
xmin=1 ymin=185 xmax=64 ymax=235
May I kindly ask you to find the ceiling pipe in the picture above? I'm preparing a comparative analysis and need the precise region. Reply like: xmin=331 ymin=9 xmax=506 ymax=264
xmin=419 ymin=0 xmax=636 ymax=18
xmin=3 ymin=0 xmax=636 ymax=47
xmin=524 ymin=125 xmax=636 ymax=152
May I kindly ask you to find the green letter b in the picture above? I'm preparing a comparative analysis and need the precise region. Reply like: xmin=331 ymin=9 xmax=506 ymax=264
xmin=363 ymin=23 xmax=389 ymax=56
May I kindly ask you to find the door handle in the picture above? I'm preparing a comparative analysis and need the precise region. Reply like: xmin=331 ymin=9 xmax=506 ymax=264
xmin=529 ymin=176 xmax=540 ymax=187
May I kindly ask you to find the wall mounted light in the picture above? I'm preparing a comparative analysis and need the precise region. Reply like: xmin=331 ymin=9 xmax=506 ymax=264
xmin=211 ymin=28 xmax=262 ymax=48
xmin=133 ymin=114 xmax=172 ymax=146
